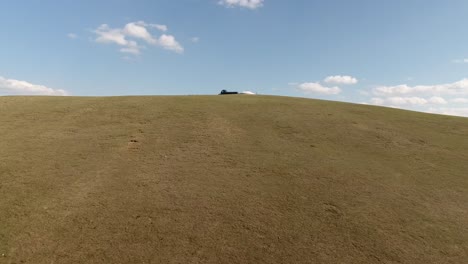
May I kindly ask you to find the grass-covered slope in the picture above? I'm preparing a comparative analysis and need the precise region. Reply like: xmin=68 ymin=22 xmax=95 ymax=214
xmin=1 ymin=95 xmax=467 ymax=263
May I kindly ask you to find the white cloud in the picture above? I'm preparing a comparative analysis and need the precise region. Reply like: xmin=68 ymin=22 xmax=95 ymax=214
xmin=0 ymin=76 xmax=68 ymax=96
xmin=219 ymin=0 xmax=264 ymax=9
xmin=95 ymin=24 xmax=128 ymax=46
xmin=119 ymin=40 xmax=141 ymax=55
xmin=428 ymin=96 xmax=447 ymax=105
xmin=369 ymin=96 xmax=448 ymax=107
xmin=134 ymin=21 xmax=168 ymax=32
xmin=428 ymin=107 xmax=468 ymax=117
xmin=452 ymin=98 xmax=468 ymax=103
xmin=370 ymin=97 xmax=428 ymax=106
xmin=159 ymin=34 xmax=184 ymax=53
xmin=150 ymin=24 xmax=168 ymax=32
xmin=191 ymin=37 xmax=200 ymax=43
xmin=67 ymin=33 xmax=78 ymax=39
xmin=373 ymin=79 xmax=468 ymax=96
xmin=298 ymin=82 xmax=341 ymax=95
xmin=324 ymin=75 xmax=358 ymax=85
xmin=293 ymin=76 xmax=468 ymax=117
xmin=123 ymin=22 xmax=158 ymax=44
xmin=365 ymin=79 xmax=468 ymax=117
xmin=370 ymin=98 xmax=385 ymax=105
xmin=93 ymin=21 xmax=183 ymax=55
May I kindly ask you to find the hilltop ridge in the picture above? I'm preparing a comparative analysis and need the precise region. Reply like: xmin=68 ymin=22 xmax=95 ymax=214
xmin=1 ymin=95 xmax=467 ymax=263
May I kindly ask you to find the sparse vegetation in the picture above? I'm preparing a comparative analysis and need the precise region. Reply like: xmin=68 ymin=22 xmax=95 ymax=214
xmin=1 ymin=95 xmax=467 ymax=263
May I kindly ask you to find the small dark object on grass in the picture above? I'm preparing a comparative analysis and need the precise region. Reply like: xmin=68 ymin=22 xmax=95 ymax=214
xmin=219 ymin=90 xmax=238 ymax=95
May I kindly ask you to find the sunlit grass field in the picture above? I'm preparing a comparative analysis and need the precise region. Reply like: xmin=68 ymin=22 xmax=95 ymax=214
xmin=1 ymin=95 xmax=467 ymax=263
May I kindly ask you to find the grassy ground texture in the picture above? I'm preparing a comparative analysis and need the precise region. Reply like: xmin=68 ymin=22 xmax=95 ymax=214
xmin=1 ymin=95 xmax=467 ymax=263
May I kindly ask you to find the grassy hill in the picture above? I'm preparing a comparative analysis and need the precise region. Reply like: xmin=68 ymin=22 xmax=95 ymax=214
xmin=1 ymin=95 xmax=467 ymax=263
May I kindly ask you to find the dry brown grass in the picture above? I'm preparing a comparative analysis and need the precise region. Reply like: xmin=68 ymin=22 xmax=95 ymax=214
xmin=1 ymin=95 xmax=467 ymax=263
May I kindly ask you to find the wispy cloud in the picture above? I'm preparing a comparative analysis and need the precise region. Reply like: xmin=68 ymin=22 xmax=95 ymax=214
xmin=191 ymin=37 xmax=200 ymax=43
xmin=93 ymin=21 xmax=183 ymax=56
xmin=95 ymin=24 xmax=129 ymax=46
xmin=149 ymin=24 xmax=168 ymax=32
xmin=219 ymin=0 xmax=264 ymax=9
xmin=67 ymin=33 xmax=78 ymax=39
xmin=119 ymin=41 xmax=142 ymax=55
xmin=0 ymin=76 xmax=68 ymax=96
xmin=452 ymin=58 xmax=468 ymax=64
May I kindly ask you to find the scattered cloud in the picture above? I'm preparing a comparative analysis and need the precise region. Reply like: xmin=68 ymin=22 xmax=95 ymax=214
xmin=293 ymin=76 xmax=467 ymax=116
xmin=370 ymin=96 xmax=428 ymax=106
xmin=295 ymin=75 xmax=353 ymax=95
xmin=324 ymin=75 xmax=358 ymax=85
xmin=93 ymin=21 xmax=183 ymax=56
xmin=0 ymin=76 xmax=68 ymax=96
xmin=191 ymin=37 xmax=200 ymax=43
xmin=298 ymin=82 xmax=341 ymax=95
xmin=67 ymin=33 xmax=78 ymax=39
xmin=373 ymin=79 xmax=468 ymax=96
xmin=219 ymin=0 xmax=264 ymax=9
xmin=428 ymin=107 xmax=468 ymax=117
xmin=365 ymin=79 xmax=468 ymax=116
xmin=369 ymin=96 xmax=447 ymax=107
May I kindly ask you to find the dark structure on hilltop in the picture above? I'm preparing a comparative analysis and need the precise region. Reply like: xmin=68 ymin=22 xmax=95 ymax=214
xmin=219 ymin=90 xmax=238 ymax=95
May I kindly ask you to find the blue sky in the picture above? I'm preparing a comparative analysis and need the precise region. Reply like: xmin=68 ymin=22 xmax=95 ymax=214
xmin=1 ymin=0 xmax=468 ymax=116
